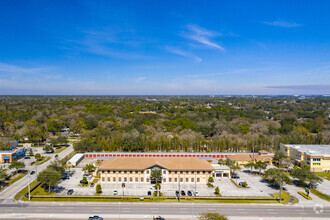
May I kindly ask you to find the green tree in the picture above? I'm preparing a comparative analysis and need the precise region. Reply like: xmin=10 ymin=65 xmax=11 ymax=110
xmin=35 ymin=153 xmax=42 ymax=161
xmin=291 ymin=165 xmax=323 ymax=188
xmin=96 ymin=184 xmax=102 ymax=194
xmin=264 ymin=168 xmax=291 ymax=202
xmin=274 ymin=151 xmax=288 ymax=167
xmin=215 ymin=186 xmax=220 ymax=194
xmin=29 ymin=148 xmax=34 ymax=156
xmin=198 ymin=211 xmax=228 ymax=220
xmin=244 ymin=161 xmax=255 ymax=172
xmin=43 ymin=145 xmax=54 ymax=153
xmin=150 ymin=167 xmax=162 ymax=184
xmin=83 ymin=164 xmax=95 ymax=174
xmin=9 ymin=161 xmax=25 ymax=174
xmin=0 ymin=172 xmax=9 ymax=183
xmin=37 ymin=169 xmax=61 ymax=193
xmin=208 ymin=176 xmax=214 ymax=183
xmin=254 ymin=161 xmax=267 ymax=174
xmin=81 ymin=176 xmax=88 ymax=185
xmin=218 ymin=159 xmax=225 ymax=165
xmin=47 ymin=119 xmax=61 ymax=133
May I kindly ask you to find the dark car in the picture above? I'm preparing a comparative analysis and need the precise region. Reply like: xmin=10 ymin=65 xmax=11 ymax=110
xmin=187 ymin=190 xmax=192 ymax=196
xmin=88 ymin=216 xmax=103 ymax=220
xmin=55 ymin=154 xmax=58 ymax=158
xmin=67 ymin=189 xmax=74 ymax=195
xmin=30 ymin=171 xmax=35 ymax=175
xmin=175 ymin=190 xmax=179 ymax=196
xmin=90 ymin=183 xmax=95 ymax=187
xmin=24 ymin=156 xmax=30 ymax=159
xmin=232 ymin=174 xmax=240 ymax=179
xmin=181 ymin=190 xmax=185 ymax=196
xmin=147 ymin=191 xmax=152 ymax=196
xmin=80 ymin=180 xmax=88 ymax=184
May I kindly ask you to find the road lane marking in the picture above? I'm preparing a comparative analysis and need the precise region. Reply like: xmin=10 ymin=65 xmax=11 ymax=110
xmin=0 ymin=177 xmax=29 ymax=200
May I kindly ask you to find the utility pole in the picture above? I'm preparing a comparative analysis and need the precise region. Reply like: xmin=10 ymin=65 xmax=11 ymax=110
xmin=178 ymin=174 xmax=180 ymax=202
xmin=279 ymin=172 xmax=282 ymax=203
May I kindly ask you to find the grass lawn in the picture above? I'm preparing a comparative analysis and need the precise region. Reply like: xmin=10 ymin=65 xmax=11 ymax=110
xmin=31 ymin=184 xmax=55 ymax=196
xmin=311 ymin=189 xmax=330 ymax=202
xmin=35 ymin=157 xmax=51 ymax=165
xmin=54 ymin=147 xmax=67 ymax=154
xmin=315 ymin=172 xmax=330 ymax=181
xmin=14 ymin=180 xmax=40 ymax=200
xmin=92 ymin=178 xmax=99 ymax=184
xmin=8 ymin=173 xmax=27 ymax=185
xmin=273 ymin=191 xmax=291 ymax=204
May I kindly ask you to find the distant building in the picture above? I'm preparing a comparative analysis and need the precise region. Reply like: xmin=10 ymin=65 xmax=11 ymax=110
xmin=98 ymin=157 xmax=214 ymax=185
xmin=226 ymin=150 xmax=274 ymax=165
xmin=0 ymin=148 xmax=26 ymax=163
xmin=66 ymin=153 xmax=84 ymax=168
xmin=280 ymin=144 xmax=330 ymax=172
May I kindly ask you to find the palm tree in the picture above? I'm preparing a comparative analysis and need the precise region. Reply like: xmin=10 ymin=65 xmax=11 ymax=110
xmin=150 ymin=167 xmax=162 ymax=184
xmin=244 ymin=161 xmax=255 ymax=172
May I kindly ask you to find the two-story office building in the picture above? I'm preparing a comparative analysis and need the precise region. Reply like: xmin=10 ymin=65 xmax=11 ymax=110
xmin=98 ymin=157 xmax=214 ymax=185
xmin=280 ymin=144 xmax=330 ymax=172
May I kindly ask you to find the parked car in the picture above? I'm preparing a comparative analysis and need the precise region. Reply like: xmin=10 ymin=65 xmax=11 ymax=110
xmin=55 ymin=154 xmax=58 ymax=158
xmin=30 ymin=171 xmax=35 ymax=175
xmin=147 ymin=191 xmax=152 ymax=196
xmin=24 ymin=156 xmax=30 ymax=159
xmin=113 ymin=189 xmax=118 ymax=195
xmin=238 ymin=182 xmax=244 ymax=186
xmin=67 ymin=189 xmax=74 ymax=195
xmin=232 ymin=174 xmax=240 ymax=179
xmin=194 ymin=191 xmax=199 ymax=196
xmin=187 ymin=190 xmax=192 ymax=196
xmin=175 ymin=190 xmax=179 ymax=196
xmin=181 ymin=190 xmax=185 ymax=196
xmin=310 ymin=183 xmax=318 ymax=189
xmin=90 ymin=183 xmax=95 ymax=187
xmin=88 ymin=216 xmax=103 ymax=220
xmin=153 ymin=216 xmax=165 ymax=220
xmin=80 ymin=180 xmax=88 ymax=184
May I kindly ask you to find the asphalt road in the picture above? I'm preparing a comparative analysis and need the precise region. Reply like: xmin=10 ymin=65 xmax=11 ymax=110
xmin=0 ymin=202 xmax=329 ymax=219
xmin=0 ymin=145 xmax=73 ymax=201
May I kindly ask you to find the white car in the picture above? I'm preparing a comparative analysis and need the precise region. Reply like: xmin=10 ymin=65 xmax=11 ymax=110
xmin=194 ymin=191 xmax=199 ymax=196
xmin=113 ymin=189 xmax=118 ymax=195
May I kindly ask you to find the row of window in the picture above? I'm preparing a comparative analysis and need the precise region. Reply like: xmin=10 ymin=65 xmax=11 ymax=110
xmin=102 ymin=177 xmax=147 ymax=183
xmin=313 ymin=158 xmax=321 ymax=161
xmin=168 ymin=177 xmax=200 ymax=183
xmin=101 ymin=170 xmax=212 ymax=174
xmin=312 ymin=163 xmax=321 ymax=166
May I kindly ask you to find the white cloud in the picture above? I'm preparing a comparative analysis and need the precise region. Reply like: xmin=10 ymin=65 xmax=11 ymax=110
xmin=165 ymin=46 xmax=202 ymax=62
xmin=184 ymin=24 xmax=225 ymax=51
xmin=136 ymin=76 xmax=146 ymax=82
xmin=264 ymin=19 xmax=301 ymax=28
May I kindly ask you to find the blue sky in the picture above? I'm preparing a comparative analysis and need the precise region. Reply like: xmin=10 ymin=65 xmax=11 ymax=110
xmin=0 ymin=0 xmax=329 ymax=95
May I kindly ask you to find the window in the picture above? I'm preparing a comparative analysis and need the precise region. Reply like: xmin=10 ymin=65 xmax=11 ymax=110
xmin=118 ymin=171 xmax=121 ymax=173
xmin=197 ymin=178 xmax=200 ymax=182
xmin=113 ymin=171 xmax=116 ymax=174
xmin=169 ymin=171 xmax=172 ymax=174
xmin=135 ymin=177 xmax=138 ymax=182
xmin=175 ymin=171 xmax=177 ymax=174
xmin=313 ymin=163 xmax=321 ymax=166
xmin=113 ymin=177 xmax=116 ymax=182
xmin=130 ymin=171 xmax=133 ymax=173
xmin=130 ymin=177 xmax=133 ymax=182
xmin=180 ymin=171 xmax=183 ymax=174
xmin=146 ymin=178 xmax=149 ymax=182
xmin=102 ymin=171 xmax=105 ymax=173
xmin=313 ymin=158 xmax=321 ymax=161
xmin=203 ymin=171 xmax=205 ymax=174
xmin=191 ymin=178 xmax=194 ymax=182
xmin=124 ymin=171 xmax=127 ymax=173
xmin=163 ymin=170 xmax=166 ymax=174
xmin=102 ymin=177 xmax=105 ymax=181
xmin=174 ymin=178 xmax=177 ymax=182
xmin=141 ymin=177 xmax=144 ymax=182
xmin=108 ymin=177 xmax=110 ymax=182
xmin=124 ymin=177 xmax=127 ymax=182
xmin=208 ymin=171 xmax=212 ymax=174
xmin=180 ymin=178 xmax=183 ymax=182
xmin=185 ymin=178 xmax=188 ymax=182
xmin=197 ymin=171 xmax=200 ymax=174
xmin=163 ymin=178 xmax=166 ymax=182
xmin=108 ymin=170 xmax=110 ymax=173
xmin=191 ymin=171 xmax=194 ymax=174
xmin=186 ymin=171 xmax=189 ymax=174
xmin=169 ymin=178 xmax=172 ymax=182
xmin=146 ymin=170 xmax=149 ymax=174
xmin=135 ymin=171 xmax=138 ymax=173
xmin=119 ymin=177 xmax=122 ymax=182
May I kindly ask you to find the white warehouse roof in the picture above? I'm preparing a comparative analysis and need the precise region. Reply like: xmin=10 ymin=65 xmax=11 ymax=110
xmin=284 ymin=144 xmax=330 ymax=156
xmin=67 ymin=153 xmax=84 ymax=164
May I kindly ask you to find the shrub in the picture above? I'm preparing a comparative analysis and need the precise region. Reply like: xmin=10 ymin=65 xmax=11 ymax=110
xmin=198 ymin=211 xmax=229 ymax=220
xmin=298 ymin=191 xmax=312 ymax=200
xmin=154 ymin=182 xmax=161 ymax=190
xmin=153 ymin=191 xmax=163 ymax=196
xmin=215 ymin=186 xmax=220 ymax=194
xmin=208 ymin=176 xmax=214 ymax=183
xmin=242 ymin=181 xmax=247 ymax=187
xmin=81 ymin=176 xmax=88 ymax=185
xmin=96 ymin=184 xmax=102 ymax=194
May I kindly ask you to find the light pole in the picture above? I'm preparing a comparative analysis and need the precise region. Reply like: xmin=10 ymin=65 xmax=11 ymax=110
xmin=178 ymin=174 xmax=180 ymax=202
xmin=279 ymin=172 xmax=282 ymax=203
xmin=28 ymin=175 xmax=31 ymax=201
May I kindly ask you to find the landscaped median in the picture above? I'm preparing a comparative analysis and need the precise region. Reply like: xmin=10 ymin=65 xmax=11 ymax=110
xmin=298 ymin=191 xmax=313 ymax=200
xmin=230 ymin=179 xmax=249 ymax=188
xmin=311 ymin=189 xmax=330 ymax=202
xmin=22 ymin=195 xmax=278 ymax=203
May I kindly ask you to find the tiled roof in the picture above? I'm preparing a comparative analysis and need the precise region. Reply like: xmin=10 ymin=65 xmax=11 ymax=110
xmin=99 ymin=157 xmax=214 ymax=171
xmin=227 ymin=154 xmax=274 ymax=162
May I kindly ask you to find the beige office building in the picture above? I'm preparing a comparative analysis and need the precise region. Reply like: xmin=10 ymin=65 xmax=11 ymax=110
xmin=280 ymin=144 xmax=330 ymax=172
xmin=98 ymin=157 xmax=214 ymax=185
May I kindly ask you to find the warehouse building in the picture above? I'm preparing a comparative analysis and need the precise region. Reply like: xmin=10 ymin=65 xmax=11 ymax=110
xmin=98 ymin=157 xmax=214 ymax=185
xmin=280 ymin=144 xmax=330 ymax=172
xmin=226 ymin=150 xmax=274 ymax=165
xmin=66 ymin=153 xmax=84 ymax=168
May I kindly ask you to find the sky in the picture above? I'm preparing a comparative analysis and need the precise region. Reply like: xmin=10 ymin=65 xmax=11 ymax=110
xmin=0 ymin=0 xmax=330 ymax=95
